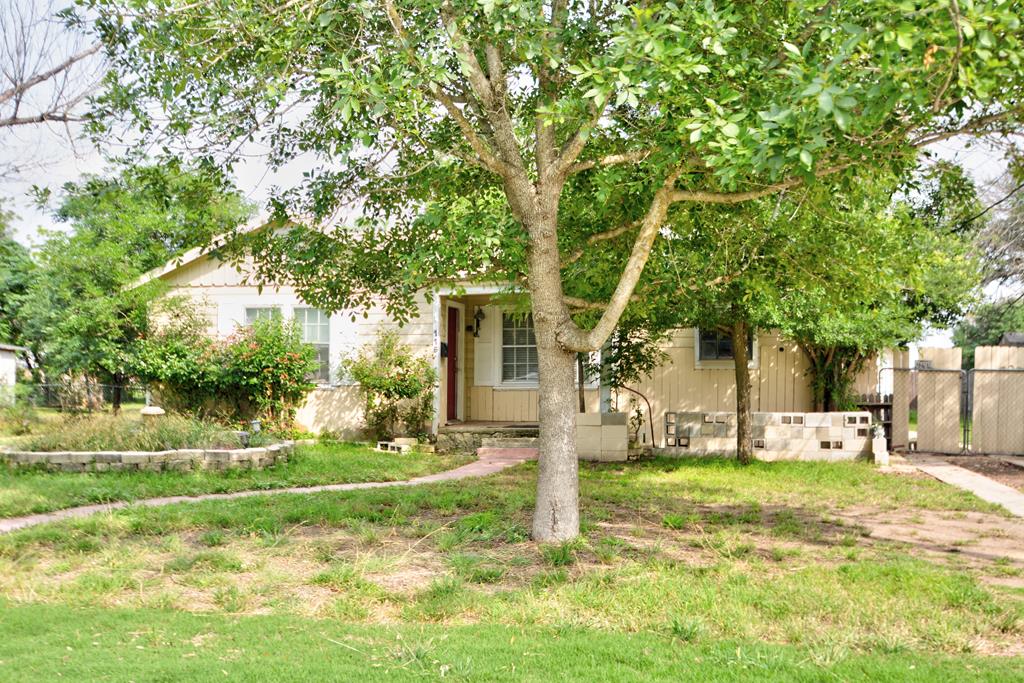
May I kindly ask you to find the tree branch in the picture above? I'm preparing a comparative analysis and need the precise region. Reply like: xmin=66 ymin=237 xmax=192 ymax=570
xmin=379 ymin=0 xmax=510 ymax=176
xmin=0 ymin=111 xmax=88 ymax=127
xmin=553 ymin=96 xmax=607 ymax=178
xmin=910 ymin=110 xmax=1018 ymax=148
xmin=556 ymin=168 xmax=683 ymax=352
xmin=563 ymin=272 xmax=740 ymax=310
xmin=567 ymin=148 xmax=655 ymax=175
xmin=0 ymin=42 xmax=101 ymax=107
xmin=563 ymin=218 xmax=642 ymax=265
xmin=669 ymin=163 xmax=851 ymax=204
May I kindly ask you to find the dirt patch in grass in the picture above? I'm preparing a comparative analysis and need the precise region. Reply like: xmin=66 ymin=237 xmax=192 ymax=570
xmin=833 ymin=506 xmax=1024 ymax=581
xmin=3 ymin=467 xmax=1024 ymax=658
xmin=947 ymin=456 xmax=1024 ymax=493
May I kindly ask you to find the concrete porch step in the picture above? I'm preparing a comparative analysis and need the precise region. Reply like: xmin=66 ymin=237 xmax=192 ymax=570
xmin=476 ymin=446 xmax=539 ymax=460
xmin=480 ymin=436 xmax=539 ymax=449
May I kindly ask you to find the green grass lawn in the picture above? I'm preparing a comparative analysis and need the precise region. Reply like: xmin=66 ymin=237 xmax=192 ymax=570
xmin=0 ymin=443 xmax=471 ymax=517
xmin=1 ymin=457 xmax=1021 ymax=680
xmin=2 ymin=601 xmax=1020 ymax=682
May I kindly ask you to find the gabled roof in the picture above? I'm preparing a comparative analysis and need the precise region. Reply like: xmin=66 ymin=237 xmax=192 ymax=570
xmin=132 ymin=215 xmax=282 ymax=288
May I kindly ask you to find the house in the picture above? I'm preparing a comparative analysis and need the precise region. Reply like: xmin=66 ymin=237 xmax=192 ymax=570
xmin=0 ymin=343 xmax=26 ymax=405
xmin=138 ymin=236 xmax=882 ymax=460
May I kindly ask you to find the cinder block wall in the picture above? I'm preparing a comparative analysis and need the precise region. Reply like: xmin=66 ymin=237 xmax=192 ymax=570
xmin=576 ymin=412 xmax=629 ymax=462
xmin=660 ymin=411 xmax=873 ymax=461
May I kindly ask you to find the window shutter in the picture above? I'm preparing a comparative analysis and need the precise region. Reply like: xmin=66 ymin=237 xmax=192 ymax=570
xmin=473 ymin=305 xmax=499 ymax=386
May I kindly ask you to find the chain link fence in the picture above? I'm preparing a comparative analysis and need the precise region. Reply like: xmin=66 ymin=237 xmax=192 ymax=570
xmin=18 ymin=383 xmax=148 ymax=412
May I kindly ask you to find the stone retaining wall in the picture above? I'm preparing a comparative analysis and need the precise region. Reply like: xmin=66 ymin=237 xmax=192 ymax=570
xmin=0 ymin=441 xmax=295 ymax=473
xmin=437 ymin=426 xmax=538 ymax=453
xmin=660 ymin=411 xmax=873 ymax=461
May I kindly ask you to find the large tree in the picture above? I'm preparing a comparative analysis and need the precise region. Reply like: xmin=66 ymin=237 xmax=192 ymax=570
xmin=0 ymin=201 xmax=35 ymax=350
xmin=86 ymin=0 xmax=1024 ymax=540
xmin=18 ymin=161 xmax=252 ymax=409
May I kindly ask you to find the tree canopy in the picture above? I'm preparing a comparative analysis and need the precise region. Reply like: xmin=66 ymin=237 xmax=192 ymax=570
xmin=0 ymin=202 xmax=34 ymax=349
xmin=953 ymin=299 xmax=1024 ymax=368
xmin=82 ymin=0 xmax=1024 ymax=539
xmin=16 ymin=161 xmax=253 ymax=400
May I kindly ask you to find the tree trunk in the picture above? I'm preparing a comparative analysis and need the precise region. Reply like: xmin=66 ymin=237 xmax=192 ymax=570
xmin=112 ymin=374 xmax=124 ymax=415
xmin=532 ymin=313 xmax=581 ymax=541
xmin=732 ymin=319 xmax=753 ymax=465
xmin=524 ymin=203 xmax=581 ymax=542
xmin=577 ymin=354 xmax=586 ymax=413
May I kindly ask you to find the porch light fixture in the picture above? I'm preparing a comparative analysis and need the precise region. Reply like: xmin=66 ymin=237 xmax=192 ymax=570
xmin=473 ymin=308 xmax=486 ymax=337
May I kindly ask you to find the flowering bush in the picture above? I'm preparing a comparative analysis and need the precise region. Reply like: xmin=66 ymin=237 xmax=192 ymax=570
xmin=132 ymin=309 xmax=317 ymax=428
xmin=344 ymin=331 xmax=436 ymax=440
xmin=219 ymin=319 xmax=318 ymax=427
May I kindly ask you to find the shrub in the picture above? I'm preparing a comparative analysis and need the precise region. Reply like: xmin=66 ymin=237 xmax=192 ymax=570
xmin=133 ymin=309 xmax=318 ymax=429
xmin=0 ymin=385 xmax=41 ymax=435
xmin=219 ymin=319 xmax=318 ymax=428
xmin=24 ymin=414 xmax=242 ymax=452
xmin=344 ymin=331 xmax=436 ymax=440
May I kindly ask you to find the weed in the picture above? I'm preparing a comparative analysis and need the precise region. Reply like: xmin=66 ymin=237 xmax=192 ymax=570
xmin=669 ymin=616 xmax=705 ymax=642
xmin=540 ymin=540 xmax=581 ymax=567
xmin=198 ymin=530 xmax=226 ymax=547
xmin=212 ymin=586 xmax=247 ymax=613
xmin=164 ymin=551 xmax=243 ymax=573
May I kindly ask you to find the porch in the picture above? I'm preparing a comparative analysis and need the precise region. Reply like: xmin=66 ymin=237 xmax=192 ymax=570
xmin=433 ymin=288 xmax=600 ymax=437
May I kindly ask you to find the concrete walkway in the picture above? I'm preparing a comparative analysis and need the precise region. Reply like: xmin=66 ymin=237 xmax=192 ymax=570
xmin=908 ymin=454 xmax=1024 ymax=517
xmin=0 ymin=452 xmax=535 ymax=535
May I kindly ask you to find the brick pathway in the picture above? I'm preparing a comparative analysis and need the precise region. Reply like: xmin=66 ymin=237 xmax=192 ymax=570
xmin=0 ymin=452 xmax=535 ymax=535
xmin=908 ymin=453 xmax=1024 ymax=517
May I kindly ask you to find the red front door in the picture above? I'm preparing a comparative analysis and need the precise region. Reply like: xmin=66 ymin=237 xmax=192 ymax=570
xmin=446 ymin=307 xmax=459 ymax=422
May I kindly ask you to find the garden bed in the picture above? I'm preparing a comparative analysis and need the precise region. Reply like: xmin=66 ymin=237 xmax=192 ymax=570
xmin=0 ymin=442 xmax=294 ymax=473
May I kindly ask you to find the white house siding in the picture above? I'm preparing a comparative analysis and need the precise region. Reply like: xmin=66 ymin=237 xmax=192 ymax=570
xmin=156 ymin=254 xmax=435 ymax=436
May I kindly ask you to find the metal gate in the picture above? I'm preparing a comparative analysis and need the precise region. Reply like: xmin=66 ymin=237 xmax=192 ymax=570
xmin=889 ymin=367 xmax=967 ymax=455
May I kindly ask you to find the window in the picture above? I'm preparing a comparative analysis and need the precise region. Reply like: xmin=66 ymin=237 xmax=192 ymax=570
xmin=698 ymin=328 xmax=753 ymax=361
xmin=245 ymin=306 xmax=281 ymax=324
xmin=295 ymin=308 xmax=330 ymax=383
xmin=501 ymin=313 xmax=538 ymax=382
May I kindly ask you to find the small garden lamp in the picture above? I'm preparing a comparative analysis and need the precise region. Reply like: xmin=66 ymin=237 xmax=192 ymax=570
xmin=250 ymin=418 xmax=262 ymax=433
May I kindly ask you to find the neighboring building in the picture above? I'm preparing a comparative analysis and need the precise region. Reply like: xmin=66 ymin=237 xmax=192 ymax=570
xmin=0 ymin=343 xmax=26 ymax=405
xmin=999 ymin=332 xmax=1024 ymax=347
xmin=138 ymin=242 xmax=882 ymax=449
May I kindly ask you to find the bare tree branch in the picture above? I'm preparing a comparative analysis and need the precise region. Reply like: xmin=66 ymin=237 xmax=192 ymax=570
xmin=0 ymin=1 xmax=104 ymax=178
xmin=0 ymin=42 xmax=100 ymax=109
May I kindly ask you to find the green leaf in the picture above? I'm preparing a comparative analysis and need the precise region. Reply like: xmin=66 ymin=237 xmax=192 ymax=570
xmin=834 ymin=109 xmax=852 ymax=131
xmin=799 ymin=149 xmax=814 ymax=167
xmin=689 ymin=127 xmax=702 ymax=143
xmin=817 ymin=91 xmax=834 ymax=114
xmin=782 ymin=41 xmax=801 ymax=57
xmin=721 ymin=122 xmax=740 ymax=138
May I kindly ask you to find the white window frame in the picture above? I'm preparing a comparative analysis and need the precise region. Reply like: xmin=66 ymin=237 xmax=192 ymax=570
xmin=244 ymin=306 xmax=282 ymax=325
xmin=500 ymin=312 xmax=539 ymax=386
xmin=693 ymin=328 xmax=758 ymax=370
xmin=295 ymin=307 xmax=331 ymax=384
